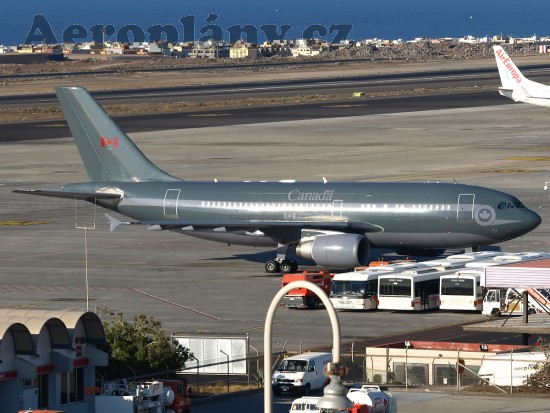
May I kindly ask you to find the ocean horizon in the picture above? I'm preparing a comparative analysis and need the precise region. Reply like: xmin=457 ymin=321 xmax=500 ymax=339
xmin=1 ymin=0 xmax=549 ymax=46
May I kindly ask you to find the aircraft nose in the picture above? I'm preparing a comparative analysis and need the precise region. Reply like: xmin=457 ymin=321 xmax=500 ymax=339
xmin=502 ymin=208 xmax=541 ymax=240
xmin=527 ymin=209 xmax=542 ymax=232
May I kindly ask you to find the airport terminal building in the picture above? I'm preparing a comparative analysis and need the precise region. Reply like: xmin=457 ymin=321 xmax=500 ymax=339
xmin=0 ymin=309 xmax=107 ymax=413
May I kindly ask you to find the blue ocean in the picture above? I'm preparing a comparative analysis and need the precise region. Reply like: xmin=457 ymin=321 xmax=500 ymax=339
xmin=1 ymin=0 xmax=549 ymax=45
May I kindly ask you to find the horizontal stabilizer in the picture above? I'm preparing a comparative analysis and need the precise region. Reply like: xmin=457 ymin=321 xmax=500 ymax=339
xmin=13 ymin=189 xmax=121 ymax=201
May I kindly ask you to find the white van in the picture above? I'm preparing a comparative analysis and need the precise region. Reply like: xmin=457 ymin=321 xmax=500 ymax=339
xmin=272 ymin=352 xmax=332 ymax=396
xmin=477 ymin=351 xmax=546 ymax=386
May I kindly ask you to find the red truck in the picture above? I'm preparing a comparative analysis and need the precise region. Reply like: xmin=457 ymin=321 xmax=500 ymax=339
xmin=160 ymin=379 xmax=191 ymax=413
xmin=280 ymin=271 xmax=333 ymax=309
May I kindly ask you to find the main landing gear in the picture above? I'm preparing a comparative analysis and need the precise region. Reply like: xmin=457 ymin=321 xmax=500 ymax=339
xmin=265 ymin=243 xmax=299 ymax=274
xmin=265 ymin=258 xmax=299 ymax=274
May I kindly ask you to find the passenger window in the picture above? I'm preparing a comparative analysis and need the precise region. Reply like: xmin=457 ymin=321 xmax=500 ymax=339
xmin=308 ymin=360 xmax=316 ymax=372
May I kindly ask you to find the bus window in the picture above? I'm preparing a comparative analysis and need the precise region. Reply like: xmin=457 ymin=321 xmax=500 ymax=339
xmin=379 ymin=278 xmax=411 ymax=296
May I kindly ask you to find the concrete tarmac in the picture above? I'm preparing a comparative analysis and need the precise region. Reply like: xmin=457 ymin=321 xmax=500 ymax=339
xmin=191 ymin=389 xmax=550 ymax=413
xmin=1 ymin=102 xmax=550 ymax=354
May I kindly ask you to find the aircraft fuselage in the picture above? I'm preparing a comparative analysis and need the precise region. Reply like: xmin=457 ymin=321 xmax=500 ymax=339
xmin=64 ymin=180 xmax=541 ymax=250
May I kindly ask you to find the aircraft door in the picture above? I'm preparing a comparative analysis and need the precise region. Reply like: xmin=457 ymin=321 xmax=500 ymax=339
xmin=164 ymin=189 xmax=180 ymax=217
xmin=457 ymin=194 xmax=475 ymax=221
xmin=332 ymin=200 xmax=343 ymax=218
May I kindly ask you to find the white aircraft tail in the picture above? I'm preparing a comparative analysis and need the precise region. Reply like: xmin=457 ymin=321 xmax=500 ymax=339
xmin=493 ymin=45 xmax=545 ymax=100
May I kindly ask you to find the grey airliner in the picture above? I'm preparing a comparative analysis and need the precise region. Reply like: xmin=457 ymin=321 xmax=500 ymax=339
xmin=15 ymin=87 xmax=541 ymax=273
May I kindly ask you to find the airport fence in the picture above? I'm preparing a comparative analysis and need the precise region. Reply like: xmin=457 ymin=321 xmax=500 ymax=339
xmin=111 ymin=346 xmax=539 ymax=397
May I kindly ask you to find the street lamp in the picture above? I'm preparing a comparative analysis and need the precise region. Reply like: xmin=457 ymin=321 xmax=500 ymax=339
xmin=220 ymin=350 xmax=230 ymax=394
xmin=404 ymin=341 xmax=411 ymax=389
xmin=189 ymin=354 xmax=200 ymax=396
xmin=264 ymin=280 xmax=352 ymax=413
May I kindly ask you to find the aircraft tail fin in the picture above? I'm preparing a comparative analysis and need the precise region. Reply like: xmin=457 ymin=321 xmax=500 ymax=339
xmin=493 ymin=45 xmax=542 ymax=99
xmin=55 ymin=87 xmax=179 ymax=182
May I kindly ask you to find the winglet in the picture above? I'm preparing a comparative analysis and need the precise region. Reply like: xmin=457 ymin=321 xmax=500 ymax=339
xmin=105 ymin=214 xmax=123 ymax=232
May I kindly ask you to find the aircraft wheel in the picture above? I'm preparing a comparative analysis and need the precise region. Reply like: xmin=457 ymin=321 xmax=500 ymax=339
xmin=265 ymin=260 xmax=280 ymax=273
xmin=289 ymin=260 xmax=299 ymax=273
xmin=280 ymin=260 xmax=295 ymax=274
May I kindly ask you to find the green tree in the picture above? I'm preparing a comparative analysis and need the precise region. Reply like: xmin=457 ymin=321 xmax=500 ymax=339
xmin=522 ymin=340 xmax=550 ymax=391
xmin=99 ymin=313 xmax=191 ymax=379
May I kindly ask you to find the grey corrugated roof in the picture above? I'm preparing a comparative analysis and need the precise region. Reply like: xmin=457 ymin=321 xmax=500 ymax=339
xmin=0 ymin=309 xmax=105 ymax=344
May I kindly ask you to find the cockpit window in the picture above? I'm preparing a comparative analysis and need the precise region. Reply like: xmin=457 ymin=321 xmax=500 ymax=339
xmin=498 ymin=201 xmax=526 ymax=210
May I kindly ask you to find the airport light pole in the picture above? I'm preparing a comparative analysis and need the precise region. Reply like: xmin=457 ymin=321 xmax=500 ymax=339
xmin=189 ymin=354 xmax=200 ymax=396
xmin=220 ymin=350 xmax=230 ymax=394
xmin=264 ymin=280 xmax=352 ymax=413
xmin=74 ymin=198 xmax=97 ymax=312
xmin=404 ymin=341 xmax=411 ymax=389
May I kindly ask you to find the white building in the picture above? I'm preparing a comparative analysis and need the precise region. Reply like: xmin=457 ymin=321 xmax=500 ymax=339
xmin=229 ymin=41 xmax=259 ymax=59
xmin=365 ymin=340 xmax=531 ymax=386
xmin=187 ymin=41 xmax=229 ymax=59
xmin=0 ymin=309 xmax=107 ymax=413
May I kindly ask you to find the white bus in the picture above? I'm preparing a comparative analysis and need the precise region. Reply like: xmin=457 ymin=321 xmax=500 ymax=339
xmin=439 ymin=252 xmax=550 ymax=312
xmin=439 ymin=269 xmax=484 ymax=311
xmin=377 ymin=267 xmax=453 ymax=311
xmin=462 ymin=251 xmax=550 ymax=268
xmin=330 ymin=262 xmax=429 ymax=311
xmin=419 ymin=251 xmax=503 ymax=270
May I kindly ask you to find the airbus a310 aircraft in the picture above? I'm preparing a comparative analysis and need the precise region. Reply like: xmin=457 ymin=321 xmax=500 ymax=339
xmin=15 ymin=87 xmax=541 ymax=273
xmin=494 ymin=45 xmax=550 ymax=107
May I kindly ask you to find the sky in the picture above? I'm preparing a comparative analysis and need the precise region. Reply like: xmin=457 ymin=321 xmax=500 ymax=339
xmin=1 ymin=0 xmax=549 ymax=45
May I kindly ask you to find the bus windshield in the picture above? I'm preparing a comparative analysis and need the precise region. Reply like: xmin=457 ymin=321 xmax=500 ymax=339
xmin=379 ymin=278 xmax=411 ymax=296
xmin=441 ymin=278 xmax=474 ymax=296
xmin=331 ymin=280 xmax=374 ymax=298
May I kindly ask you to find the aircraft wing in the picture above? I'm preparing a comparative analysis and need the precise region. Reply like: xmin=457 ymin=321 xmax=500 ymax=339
xmin=105 ymin=214 xmax=383 ymax=234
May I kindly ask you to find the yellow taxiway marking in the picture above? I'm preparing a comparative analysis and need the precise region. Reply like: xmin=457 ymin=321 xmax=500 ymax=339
xmin=322 ymin=104 xmax=368 ymax=108
xmin=506 ymin=157 xmax=550 ymax=161
xmin=242 ymin=323 xmax=284 ymax=332
xmin=0 ymin=220 xmax=50 ymax=226
xmin=492 ymin=169 xmax=537 ymax=174
xmin=37 ymin=123 xmax=67 ymax=127
xmin=189 ymin=113 xmax=232 ymax=117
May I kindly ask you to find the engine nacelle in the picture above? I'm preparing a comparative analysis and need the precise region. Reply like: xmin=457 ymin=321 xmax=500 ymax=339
xmin=295 ymin=234 xmax=370 ymax=268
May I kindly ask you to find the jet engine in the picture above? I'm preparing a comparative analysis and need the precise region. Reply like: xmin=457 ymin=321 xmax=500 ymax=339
xmin=295 ymin=234 xmax=370 ymax=268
